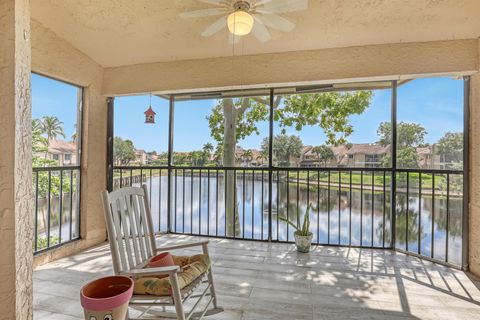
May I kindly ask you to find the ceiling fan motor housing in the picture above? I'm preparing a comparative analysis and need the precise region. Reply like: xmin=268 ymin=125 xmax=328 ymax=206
xmin=233 ymin=1 xmax=251 ymax=12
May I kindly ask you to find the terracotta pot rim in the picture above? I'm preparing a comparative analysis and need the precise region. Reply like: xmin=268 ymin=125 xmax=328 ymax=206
xmin=80 ymin=276 xmax=133 ymax=311
xmin=148 ymin=252 xmax=175 ymax=268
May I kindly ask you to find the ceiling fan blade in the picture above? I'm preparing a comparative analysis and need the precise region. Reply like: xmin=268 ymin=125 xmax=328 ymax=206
xmin=198 ymin=0 xmax=229 ymax=5
xmin=179 ymin=8 xmax=227 ymax=19
xmin=201 ymin=16 xmax=227 ymax=37
xmin=259 ymin=0 xmax=308 ymax=13
xmin=252 ymin=16 xmax=271 ymax=42
xmin=255 ymin=13 xmax=295 ymax=32
xmin=253 ymin=0 xmax=273 ymax=7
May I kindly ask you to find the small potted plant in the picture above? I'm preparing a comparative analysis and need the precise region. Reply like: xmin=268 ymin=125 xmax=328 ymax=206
xmin=280 ymin=205 xmax=313 ymax=253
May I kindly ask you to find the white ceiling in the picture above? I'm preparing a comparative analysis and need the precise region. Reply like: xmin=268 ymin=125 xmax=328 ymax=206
xmin=31 ymin=0 xmax=480 ymax=68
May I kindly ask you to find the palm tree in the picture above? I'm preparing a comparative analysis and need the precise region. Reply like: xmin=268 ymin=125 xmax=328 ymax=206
xmin=255 ymin=154 xmax=265 ymax=166
xmin=203 ymin=143 xmax=214 ymax=154
xmin=242 ymin=149 xmax=253 ymax=167
xmin=41 ymin=116 xmax=66 ymax=142
xmin=32 ymin=118 xmax=43 ymax=133
xmin=202 ymin=143 xmax=214 ymax=164
xmin=32 ymin=119 xmax=48 ymax=155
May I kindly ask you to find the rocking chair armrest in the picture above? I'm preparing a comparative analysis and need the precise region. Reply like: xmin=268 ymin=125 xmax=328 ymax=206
xmin=156 ymin=240 xmax=210 ymax=252
xmin=120 ymin=265 xmax=180 ymax=277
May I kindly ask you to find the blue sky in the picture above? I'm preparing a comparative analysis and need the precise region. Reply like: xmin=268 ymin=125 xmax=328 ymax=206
xmin=32 ymin=74 xmax=80 ymax=140
xmin=32 ymin=74 xmax=464 ymax=152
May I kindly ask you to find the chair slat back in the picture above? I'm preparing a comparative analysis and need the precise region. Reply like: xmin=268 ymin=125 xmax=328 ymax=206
xmin=102 ymin=185 xmax=157 ymax=274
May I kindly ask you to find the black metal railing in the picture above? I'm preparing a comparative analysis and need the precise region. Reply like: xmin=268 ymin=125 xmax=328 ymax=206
xmin=33 ymin=166 xmax=81 ymax=254
xmin=112 ymin=165 xmax=465 ymax=268
xmin=394 ymin=168 xmax=464 ymax=267
xmin=113 ymin=167 xmax=169 ymax=232
xmin=273 ymin=168 xmax=392 ymax=248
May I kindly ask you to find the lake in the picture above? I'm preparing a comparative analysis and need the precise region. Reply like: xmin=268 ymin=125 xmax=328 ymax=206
xmin=36 ymin=173 xmax=464 ymax=265
xmin=140 ymin=174 xmax=464 ymax=265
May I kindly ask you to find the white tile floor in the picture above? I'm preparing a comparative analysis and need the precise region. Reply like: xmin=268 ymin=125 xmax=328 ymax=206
xmin=34 ymin=234 xmax=480 ymax=319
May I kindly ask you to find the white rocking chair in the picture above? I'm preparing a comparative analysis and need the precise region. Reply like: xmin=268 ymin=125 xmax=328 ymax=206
xmin=101 ymin=185 xmax=223 ymax=319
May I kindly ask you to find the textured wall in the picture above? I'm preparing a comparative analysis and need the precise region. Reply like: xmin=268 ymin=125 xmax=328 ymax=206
xmin=0 ymin=0 xmax=33 ymax=319
xmin=102 ymin=39 xmax=479 ymax=96
xmin=469 ymin=40 xmax=480 ymax=276
xmin=31 ymin=20 xmax=108 ymax=267
xmin=30 ymin=0 xmax=480 ymax=67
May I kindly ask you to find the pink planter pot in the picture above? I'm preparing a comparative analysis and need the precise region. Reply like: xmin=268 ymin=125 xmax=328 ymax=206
xmin=148 ymin=252 xmax=174 ymax=268
xmin=148 ymin=252 xmax=175 ymax=279
xmin=80 ymin=275 xmax=133 ymax=320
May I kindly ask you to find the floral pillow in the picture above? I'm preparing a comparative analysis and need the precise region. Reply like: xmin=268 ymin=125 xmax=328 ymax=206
xmin=133 ymin=254 xmax=210 ymax=296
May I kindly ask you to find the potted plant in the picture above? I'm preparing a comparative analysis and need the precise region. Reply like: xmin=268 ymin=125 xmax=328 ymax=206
xmin=279 ymin=205 xmax=313 ymax=253
xmin=80 ymin=275 xmax=134 ymax=320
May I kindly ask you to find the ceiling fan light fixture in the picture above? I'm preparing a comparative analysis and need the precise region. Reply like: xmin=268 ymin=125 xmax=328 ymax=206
xmin=227 ymin=10 xmax=254 ymax=36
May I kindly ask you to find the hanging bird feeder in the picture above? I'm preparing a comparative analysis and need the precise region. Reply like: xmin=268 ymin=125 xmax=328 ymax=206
xmin=144 ymin=94 xmax=156 ymax=124
xmin=144 ymin=106 xmax=156 ymax=124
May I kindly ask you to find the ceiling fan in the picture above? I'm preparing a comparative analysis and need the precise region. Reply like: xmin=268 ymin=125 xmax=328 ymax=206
xmin=179 ymin=0 xmax=308 ymax=43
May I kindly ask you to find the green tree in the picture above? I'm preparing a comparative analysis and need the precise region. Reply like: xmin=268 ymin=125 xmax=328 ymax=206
xmin=437 ymin=132 xmax=463 ymax=167
xmin=207 ymin=91 xmax=373 ymax=236
xmin=202 ymin=143 xmax=214 ymax=164
xmin=437 ymin=161 xmax=463 ymax=195
xmin=377 ymin=122 xmax=427 ymax=149
xmin=32 ymin=118 xmax=43 ymax=134
xmin=32 ymin=119 xmax=58 ymax=168
xmin=32 ymin=120 xmax=47 ymax=154
xmin=312 ymin=145 xmax=335 ymax=167
xmin=41 ymin=116 xmax=66 ymax=141
xmin=255 ymin=154 xmax=265 ymax=166
xmin=32 ymin=119 xmax=72 ymax=203
xmin=377 ymin=122 xmax=427 ymax=168
xmin=114 ymin=137 xmax=136 ymax=165
xmin=213 ymin=144 xmax=224 ymax=165
xmin=395 ymin=148 xmax=420 ymax=168
xmin=173 ymin=152 xmax=189 ymax=165
xmin=190 ymin=150 xmax=206 ymax=166
xmin=262 ymin=134 xmax=303 ymax=167
xmin=242 ymin=149 xmax=253 ymax=166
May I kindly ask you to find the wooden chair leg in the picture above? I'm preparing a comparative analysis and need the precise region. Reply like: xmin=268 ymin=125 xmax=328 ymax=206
xmin=207 ymin=268 xmax=219 ymax=308
xmin=170 ymin=273 xmax=186 ymax=320
xmin=202 ymin=243 xmax=220 ymax=309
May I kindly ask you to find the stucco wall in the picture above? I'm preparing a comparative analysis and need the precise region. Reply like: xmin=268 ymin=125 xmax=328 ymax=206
xmin=102 ymin=39 xmax=478 ymax=96
xmin=31 ymin=20 xmax=108 ymax=267
xmin=0 ymin=0 xmax=33 ymax=319
xmin=469 ymin=40 xmax=480 ymax=276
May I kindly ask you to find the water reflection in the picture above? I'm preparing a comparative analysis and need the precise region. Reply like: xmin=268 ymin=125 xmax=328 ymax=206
xmin=124 ymin=173 xmax=464 ymax=266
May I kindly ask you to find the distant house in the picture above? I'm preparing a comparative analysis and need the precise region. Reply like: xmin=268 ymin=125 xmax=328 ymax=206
xmin=299 ymin=146 xmax=315 ymax=167
xmin=47 ymin=140 xmax=77 ymax=166
xmin=235 ymin=147 xmax=265 ymax=167
xmin=134 ymin=149 xmax=148 ymax=165
xmin=331 ymin=145 xmax=349 ymax=166
xmin=300 ymin=145 xmax=349 ymax=167
xmin=345 ymin=144 xmax=390 ymax=168
xmin=417 ymin=144 xmax=456 ymax=169
xmin=148 ymin=153 xmax=159 ymax=162
xmin=417 ymin=146 xmax=435 ymax=169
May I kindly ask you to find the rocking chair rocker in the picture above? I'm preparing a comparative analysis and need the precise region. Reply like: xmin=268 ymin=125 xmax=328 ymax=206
xmin=101 ymin=185 xmax=223 ymax=319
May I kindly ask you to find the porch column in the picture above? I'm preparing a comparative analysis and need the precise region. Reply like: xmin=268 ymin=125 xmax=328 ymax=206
xmin=0 ymin=0 xmax=33 ymax=319
xmin=469 ymin=40 xmax=480 ymax=276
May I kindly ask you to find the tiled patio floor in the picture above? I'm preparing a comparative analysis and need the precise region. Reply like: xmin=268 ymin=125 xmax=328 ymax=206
xmin=34 ymin=234 xmax=480 ymax=319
